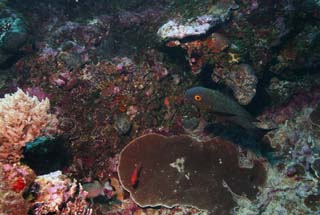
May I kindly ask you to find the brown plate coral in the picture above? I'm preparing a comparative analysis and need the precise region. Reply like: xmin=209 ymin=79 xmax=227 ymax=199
xmin=118 ymin=133 xmax=267 ymax=215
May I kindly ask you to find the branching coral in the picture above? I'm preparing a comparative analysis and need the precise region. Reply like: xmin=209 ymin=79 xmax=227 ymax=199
xmin=0 ymin=88 xmax=59 ymax=163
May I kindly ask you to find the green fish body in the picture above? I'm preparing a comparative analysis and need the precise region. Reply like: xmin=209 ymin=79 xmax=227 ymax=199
xmin=185 ymin=86 xmax=256 ymax=130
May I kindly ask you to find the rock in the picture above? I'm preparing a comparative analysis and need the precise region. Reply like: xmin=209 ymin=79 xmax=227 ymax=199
xmin=114 ymin=114 xmax=132 ymax=135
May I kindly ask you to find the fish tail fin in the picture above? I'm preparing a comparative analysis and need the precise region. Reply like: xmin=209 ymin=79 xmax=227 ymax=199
xmin=247 ymin=127 xmax=278 ymax=156
xmin=252 ymin=127 xmax=278 ymax=140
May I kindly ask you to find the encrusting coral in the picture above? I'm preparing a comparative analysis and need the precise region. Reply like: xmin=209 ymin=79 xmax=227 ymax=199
xmin=0 ymin=88 xmax=59 ymax=163
xmin=118 ymin=133 xmax=267 ymax=215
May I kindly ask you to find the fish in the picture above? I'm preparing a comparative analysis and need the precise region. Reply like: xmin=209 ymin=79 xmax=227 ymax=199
xmin=185 ymin=86 xmax=273 ymax=136
xmin=82 ymin=180 xmax=104 ymax=199
xmin=130 ymin=162 xmax=142 ymax=188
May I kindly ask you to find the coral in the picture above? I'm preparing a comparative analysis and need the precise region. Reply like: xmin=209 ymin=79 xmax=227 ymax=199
xmin=0 ymin=88 xmax=59 ymax=163
xmin=304 ymin=194 xmax=320 ymax=212
xmin=311 ymin=158 xmax=320 ymax=178
xmin=157 ymin=16 xmax=219 ymax=40
xmin=28 ymin=170 xmax=92 ymax=215
xmin=235 ymin=165 xmax=319 ymax=215
xmin=234 ymin=88 xmax=320 ymax=214
xmin=266 ymin=74 xmax=320 ymax=106
xmin=114 ymin=114 xmax=132 ymax=135
xmin=271 ymin=24 xmax=320 ymax=77
xmin=260 ymin=86 xmax=320 ymax=125
xmin=25 ymin=87 xmax=50 ymax=101
xmin=176 ymin=33 xmax=230 ymax=74
xmin=310 ymin=102 xmax=320 ymax=127
xmin=52 ymin=17 xmax=110 ymax=48
xmin=0 ymin=7 xmax=28 ymax=65
xmin=266 ymin=77 xmax=307 ymax=106
xmin=118 ymin=133 xmax=266 ymax=215
xmin=0 ymin=162 xmax=36 ymax=215
xmin=211 ymin=64 xmax=258 ymax=105
xmin=157 ymin=0 xmax=238 ymax=40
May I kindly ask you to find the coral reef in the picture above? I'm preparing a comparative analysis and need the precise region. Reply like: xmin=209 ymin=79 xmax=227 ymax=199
xmin=118 ymin=133 xmax=266 ymax=214
xmin=0 ymin=0 xmax=319 ymax=214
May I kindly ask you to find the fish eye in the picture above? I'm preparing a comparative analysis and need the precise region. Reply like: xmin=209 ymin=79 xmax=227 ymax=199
xmin=194 ymin=95 xmax=202 ymax=101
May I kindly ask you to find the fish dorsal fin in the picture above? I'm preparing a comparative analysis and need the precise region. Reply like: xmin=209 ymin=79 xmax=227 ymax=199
xmin=210 ymin=111 xmax=237 ymax=117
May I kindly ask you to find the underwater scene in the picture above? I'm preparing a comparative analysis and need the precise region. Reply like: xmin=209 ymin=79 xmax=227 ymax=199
xmin=0 ymin=0 xmax=320 ymax=214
